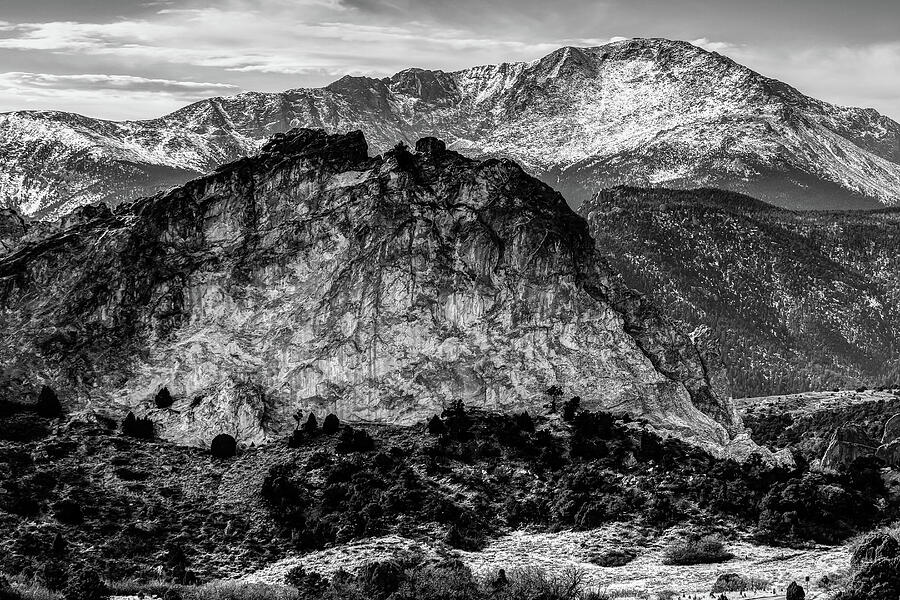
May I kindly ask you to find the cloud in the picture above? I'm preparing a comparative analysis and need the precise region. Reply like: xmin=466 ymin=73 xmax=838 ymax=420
xmin=0 ymin=4 xmax=563 ymax=78
xmin=0 ymin=72 xmax=242 ymax=120
xmin=0 ymin=72 xmax=239 ymax=95
xmin=689 ymin=38 xmax=742 ymax=55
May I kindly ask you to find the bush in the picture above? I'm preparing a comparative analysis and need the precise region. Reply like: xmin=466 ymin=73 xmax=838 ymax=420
xmin=302 ymin=414 xmax=318 ymax=434
xmin=0 ymin=577 xmax=17 ymax=600
xmin=284 ymin=565 xmax=327 ymax=594
xmin=390 ymin=559 xmax=480 ymax=600
xmin=287 ymin=430 xmax=303 ymax=449
xmin=786 ymin=582 xmax=805 ymax=600
xmin=210 ymin=434 xmax=237 ymax=458
xmin=52 ymin=498 xmax=83 ymax=523
xmin=36 ymin=560 xmax=68 ymax=591
xmin=514 ymin=412 xmax=535 ymax=433
xmin=154 ymin=387 xmax=175 ymax=409
xmin=180 ymin=581 xmax=299 ymax=600
xmin=662 ymin=535 xmax=733 ymax=565
xmin=711 ymin=573 xmax=771 ymax=593
xmin=121 ymin=412 xmax=153 ymax=439
xmin=589 ymin=549 xmax=636 ymax=567
xmin=427 ymin=415 xmax=446 ymax=436
xmin=322 ymin=414 xmax=340 ymax=435
xmin=63 ymin=569 xmax=109 ymax=600
xmin=562 ymin=397 xmax=581 ymax=422
xmin=35 ymin=386 xmax=62 ymax=418
xmin=336 ymin=427 xmax=374 ymax=453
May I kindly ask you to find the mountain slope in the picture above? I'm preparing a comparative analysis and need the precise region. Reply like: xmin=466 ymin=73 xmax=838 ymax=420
xmin=3 ymin=38 xmax=900 ymax=219
xmin=0 ymin=128 xmax=754 ymax=456
xmin=581 ymin=186 xmax=900 ymax=397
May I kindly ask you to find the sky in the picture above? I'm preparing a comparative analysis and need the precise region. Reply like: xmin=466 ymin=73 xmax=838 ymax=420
xmin=0 ymin=0 xmax=898 ymax=121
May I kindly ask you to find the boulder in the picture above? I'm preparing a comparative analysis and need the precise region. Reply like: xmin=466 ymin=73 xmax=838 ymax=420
xmin=821 ymin=425 xmax=878 ymax=470
xmin=852 ymin=532 xmax=900 ymax=566
xmin=883 ymin=413 xmax=900 ymax=444
xmin=877 ymin=440 xmax=900 ymax=468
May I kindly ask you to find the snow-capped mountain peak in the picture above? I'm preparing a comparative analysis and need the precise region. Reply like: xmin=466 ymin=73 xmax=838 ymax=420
xmin=2 ymin=37 xmax=899 ymax=219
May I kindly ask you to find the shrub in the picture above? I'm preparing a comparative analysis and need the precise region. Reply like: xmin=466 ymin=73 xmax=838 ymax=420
xmin=52 ymin=498 xmax=83 ymax=523
xmin=443 ymin=520 xmax=485 ymax=551
xmin=52 ymin=532 xmax=67 ymax=554
xmin=514 ymin=412 xmax=535 ymax=433
xmin=358 ymin=561 xmax=403 ymax=600
xmin=63 ymin=568 xmax=109 ymax=600
xmin=390 ymin=559 xmax=481 ymax=600
xmin=284 ymin=565 xmax=327 ymax=594
xmin=180 ymin=581 xmax=299 ymax=600
xmin=35 ymin=560 xmax=68 ymax=591
xmin=336 ymin=427 xmax=374 ymax=453
xmin=35 ymin=386 xmax=63 ymax=419
xmin=154 ymin=387 xmax=175 ymax=409
xmin=662 ymin=535 xmax=733 ymax=565
xmin=562 ymin=397 xmax=581 ymax=422
xmin=0 ymin=577 xmax=17 ymax=600
xmin=427 ymin=415 xmax=446 ymax=436
xmin=287 ymin=430 xmax=303 ymax=448
xmin=786 ymin=582 xmax=805 ymax=600
xmin=711 ymin=573 xmax=771 ymax=593
xmin=589 ymin=549 xmax=636 ymax=567
xmin=210 ymin=434 xmax=237 ymax=458
xmin=302 ymin=414 xmax=318 ymax=434
xmin=322 ymin=414 xmax=340 ymax=435
xmin=121 ymin=412 xmax=153 ymax=439
xmin=501 ymin=566 xmax=588 ymax=600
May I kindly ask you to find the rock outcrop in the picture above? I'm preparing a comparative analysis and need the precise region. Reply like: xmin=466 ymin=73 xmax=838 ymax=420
xmin=0 ymin=129 xmax=751 ymax=455
xmin=821 ymin=425 xmax=878 ymax=470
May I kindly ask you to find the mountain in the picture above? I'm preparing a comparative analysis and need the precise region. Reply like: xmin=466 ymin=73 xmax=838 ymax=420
xmin=581 ymin=186 xmax=900 ymax=397
xmin=0 ymin=128 xmax=756 ymax=457
xmin=3 ymin=38 xmax=900 ymax=219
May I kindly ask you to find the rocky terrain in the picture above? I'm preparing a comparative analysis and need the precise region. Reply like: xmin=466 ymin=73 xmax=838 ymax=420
xmin=0 ymin=396 xmax=890 ymax=599
xmin=3 ymin=38 xmax=900 ymax=219
xmin=0 ymin=128 xmax=752 ymax=456
xmin=581 ymin=186 xmax=900 ymax=397
xmin=739 ymin=389 xmax=900 ymax=470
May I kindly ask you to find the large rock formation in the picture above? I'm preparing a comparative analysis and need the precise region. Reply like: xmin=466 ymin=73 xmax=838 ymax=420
xmin=0 ymin=129 xmax=751 ymax=455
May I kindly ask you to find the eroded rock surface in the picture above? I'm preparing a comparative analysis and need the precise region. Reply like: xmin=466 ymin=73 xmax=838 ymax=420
xmin=0 ymin=129 xmax=750 ymax=455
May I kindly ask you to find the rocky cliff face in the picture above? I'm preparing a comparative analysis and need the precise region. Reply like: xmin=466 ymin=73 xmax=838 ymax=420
xmin=3 ymin=38 xmax=900 ymax=219
xmin=0 ymin=129 xmax=751 ymax=456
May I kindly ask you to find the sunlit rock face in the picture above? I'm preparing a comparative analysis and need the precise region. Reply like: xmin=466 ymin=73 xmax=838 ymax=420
xmin=0 ymin=129 xmax=751 ymax=456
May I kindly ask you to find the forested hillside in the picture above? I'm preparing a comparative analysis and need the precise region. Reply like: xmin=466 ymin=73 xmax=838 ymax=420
xmin=582 ymin=187 xmax=900 ymax=397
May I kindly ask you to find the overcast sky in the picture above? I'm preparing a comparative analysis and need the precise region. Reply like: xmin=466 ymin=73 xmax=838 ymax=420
xmin=1 ymin=0 xmax=898 ymax=121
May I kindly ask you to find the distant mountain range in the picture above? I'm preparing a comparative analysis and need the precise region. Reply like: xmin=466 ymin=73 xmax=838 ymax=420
xmin=583 ymin=187 xmax=900 ymax=397
xmin=2 ymin=38 xmax=900 ymax=219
